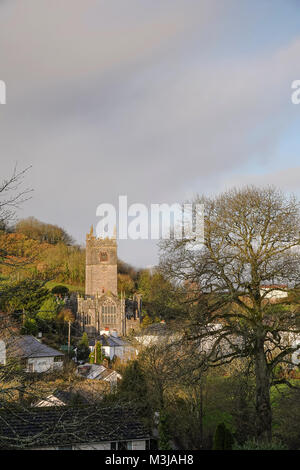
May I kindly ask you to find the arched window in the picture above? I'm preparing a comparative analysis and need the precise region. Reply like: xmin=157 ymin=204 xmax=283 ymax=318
xmin=101 ymin=303 xmax=117 ymax=325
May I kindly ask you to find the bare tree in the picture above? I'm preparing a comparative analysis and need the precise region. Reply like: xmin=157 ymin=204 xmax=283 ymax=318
xmin=0 ymin=165 xmax=31 ymax=226
xmin=160 ymin=186 xmax=300 ymax=442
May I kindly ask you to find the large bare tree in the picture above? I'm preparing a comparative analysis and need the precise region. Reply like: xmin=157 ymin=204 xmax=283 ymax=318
xmin=160 ymin=186 xmax=300 ymax=442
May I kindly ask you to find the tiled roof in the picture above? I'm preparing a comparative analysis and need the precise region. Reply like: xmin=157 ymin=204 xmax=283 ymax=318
xmin=0 ymin=405 xmax=150 ymax=449
xmin=7 ymin=335 xmax=64 ymax=358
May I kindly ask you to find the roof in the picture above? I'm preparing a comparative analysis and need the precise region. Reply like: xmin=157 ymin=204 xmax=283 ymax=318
xmin=0 ymin=405 xmax=150 ymax=449
xmin=89 ymin=335 xmax=126 ymax=348
xmin=77 ymin=363 xmax=121 ymax=380
xmin=34 ymin=389 xmax=88 ymax=407
xmin=7 ymin=335 xmax=64 ymax=359
xmin=260 ymin=285 xmax=288 ymax=289
xmin=141 ymin=322 xmax=169 ymax=336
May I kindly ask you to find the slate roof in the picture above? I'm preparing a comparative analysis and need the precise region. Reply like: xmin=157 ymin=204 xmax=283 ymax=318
xmin=142 ymin=322 xmax=169 ymax=336
xmin=89 ymin=335 xmax=125 ymax=348
xmin=7 ymin=335 xmax=64 ymax=359
xmin=0 ymin=405 xmax=150 ymax=449
xmin=77 ymin=363 xmax=121 ymax=380
xmin=34 ymin=389 xmax=88 ymax=407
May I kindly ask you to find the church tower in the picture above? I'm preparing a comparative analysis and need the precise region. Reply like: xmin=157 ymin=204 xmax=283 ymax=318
xmin=85 ymin=226 xmax=117 ymax=297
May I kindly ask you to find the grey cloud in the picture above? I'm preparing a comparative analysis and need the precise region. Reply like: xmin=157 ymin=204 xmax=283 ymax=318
xmin=0 ymin=0 xmax=300 ymax=266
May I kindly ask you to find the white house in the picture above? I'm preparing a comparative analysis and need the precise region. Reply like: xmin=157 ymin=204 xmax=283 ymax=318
xmin=89 ymin=330 xmax=137 ymax=361
xmin=0 ymin=335 xmax=64 ymax=373
xmin=260 ymin=285 xmax=288 ymax=302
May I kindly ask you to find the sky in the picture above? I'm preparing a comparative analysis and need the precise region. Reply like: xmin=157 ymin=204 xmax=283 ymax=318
xmin=1 ymin=0 xmax=300 ymax=267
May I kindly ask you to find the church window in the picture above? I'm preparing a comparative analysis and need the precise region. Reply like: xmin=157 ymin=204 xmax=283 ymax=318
xmin=101 ymin=303 xmax=117 ymax=325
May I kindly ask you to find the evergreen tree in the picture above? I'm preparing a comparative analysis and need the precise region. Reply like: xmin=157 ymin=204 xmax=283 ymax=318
xmin=77 ymin=332 xmax=90 ymax=362
xmin=21 ymin=318 xmax=38 ymax=336
xmin=89 ymin=341 xmax=104 ymax=364
xmin=0 ymin=279 xmax=49 ymax=315
xmin=213 ymin=423 xmax=233 ymax=450
xmin=158 ymin=410 xmax=172 ymax=450
xmin=36 ymin=295 xmax=59 ymax=322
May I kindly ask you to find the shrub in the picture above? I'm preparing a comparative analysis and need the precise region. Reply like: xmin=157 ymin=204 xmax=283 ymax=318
xmin=233 ymin=439 xmax=288 ymax=450
xmin=213 ymin=423 xmax=233 ymax=450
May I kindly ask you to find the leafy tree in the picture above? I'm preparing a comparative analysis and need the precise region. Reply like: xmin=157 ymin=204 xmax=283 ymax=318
xmin=15 ymin=217 xmax=74 ymax=245
xmin=21 ymin=318 xmax=38 ymax=336
xmin=51 ymin=285 xmax=69 ymax=296
xmin=117 ymin=274 xmax=135 ymax=296
xmin=36 ymin=295 xmax=60 ymax=322
xmin=118 ymin=360 xmax=151 ymax=417
xmin=137 ymin=270 xmax=182 ymax=321
xmin=0 ymin=279 xmax=49 ymax=315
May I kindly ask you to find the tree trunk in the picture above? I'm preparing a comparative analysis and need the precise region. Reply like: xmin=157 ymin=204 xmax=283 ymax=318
xmin=254 ymin=337 xmax=272 ymax=442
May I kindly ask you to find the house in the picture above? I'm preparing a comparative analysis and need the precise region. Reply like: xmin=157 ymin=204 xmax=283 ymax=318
xmin=33 ymin=389 xmax=87 ymax=407
xmin=135 ymin=321 xmax=175 ymax=346
xmin=260 ymin=285 xmax=288 ymax=302
xmin=0 ymin=406 xmax=151 ymax=450
xmin=0 ymin=335 xmax=64 ymax=373
xmin=77 ymin=363 xmax=122 ymax=386
xmin=89 ymin=329 xmax=137 ymax=361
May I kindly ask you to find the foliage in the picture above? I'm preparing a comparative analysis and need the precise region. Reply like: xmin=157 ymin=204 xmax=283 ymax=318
xmin=77 ymin=332 xmax=90 ymax=362
xmin=89 ymin=341 xmax=104 ymax=364
xmin=137 ymin=270 xmax=183 ymax=321
xmin=15 ymin=217 xmax=74 ymax=245
xmin=213 ymin=423 xmax=233 ymax=450
xmin=117 ymin=274 xmax=135 ymax=296
xmin=21 ymin=318 xmax=38 ymax=336
xmin=233 ymin=439 xmax=288 ymax=450
xmin=0 ymin=279 xmax=49 ymax=315
xmin=158 ymin=410 xmax=172 ymax=450
xmin=51 ymin=285 xmax=69 ymax=296
xmin=36 ymin=295 xmax=60 ymax=323
xmin=160 ymin=186 xmax=300 ymax=442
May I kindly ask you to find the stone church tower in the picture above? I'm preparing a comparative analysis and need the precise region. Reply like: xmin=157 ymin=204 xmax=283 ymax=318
xmin=76 ymin=227 xmax=141 ymax=337
xmin=85 ymin=225 xmax=117 ymax=297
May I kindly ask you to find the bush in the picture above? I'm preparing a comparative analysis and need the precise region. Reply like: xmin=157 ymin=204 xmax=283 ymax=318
xmin=21 ymin=318 xmax=38 ymax=336
xmin=213 ymin=423 xmax=233 ymax=450
xmin=51 ymin=285 xmax=69 ymax=296
xmin=77 ymin=332 xmax=90 ymax=362
xmin=233 ymin=439 xmax=288 ymax=450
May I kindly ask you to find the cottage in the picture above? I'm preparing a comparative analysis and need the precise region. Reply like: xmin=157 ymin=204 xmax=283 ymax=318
xmin=89 ymin=330 xmax=136 ymax=361
xmin=0 ymin=406 xmax=151 ymax=450
xmin=0 ymin=335 xmax=64 ymax=373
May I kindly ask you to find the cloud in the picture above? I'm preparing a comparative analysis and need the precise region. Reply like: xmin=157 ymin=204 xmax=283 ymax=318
xmin=0 ymin=0 xmax=300 ymax=266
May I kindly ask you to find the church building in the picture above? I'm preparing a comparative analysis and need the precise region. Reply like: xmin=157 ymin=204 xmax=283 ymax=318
xmin=76 ymin=227 xmax=141 ymax=337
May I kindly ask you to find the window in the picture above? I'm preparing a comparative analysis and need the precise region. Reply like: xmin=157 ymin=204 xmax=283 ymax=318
xmin=118 ymin=441 xmax=132 ymax=450
xmin=99 ymin=251 xmax=108 ymax=262
xmin=111 ymin=441 xmax=132 ymax=450
xmin=54 ymin=356 xmax=62 ymax=362
xmin=101 ymin=304 xmax=117 ymax=325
